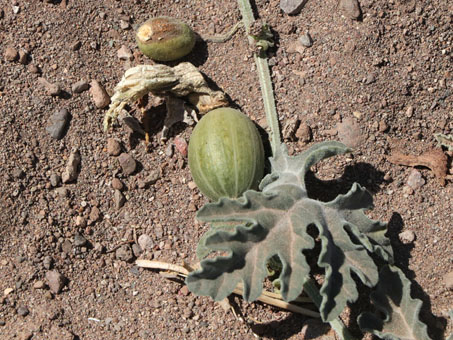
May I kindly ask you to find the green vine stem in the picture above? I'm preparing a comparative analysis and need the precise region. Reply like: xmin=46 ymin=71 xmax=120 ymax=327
xmin=237 ymin=1 xmax=356 ymax=339
xmin=237 ymin=0 xmax=281 ymax=155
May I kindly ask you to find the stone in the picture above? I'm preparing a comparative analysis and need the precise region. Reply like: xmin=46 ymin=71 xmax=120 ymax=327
xmin=120 ymin=20 xmax=130 ymax=30
xmin=89 ymin=80 xmax=110 ymax=108
xmin=107 ymin=138 xmax=121 ymax=156
xmin=444 ymin=271 xmax=453 ymax=290
xmin=114 ymin=190 xmax=126 ymax=209
xmin=61 ymin=240 xmax=72 ymax=254
xmin=111 ymin=178 xmax=124 ymax=191
xmin=38 ymin=77 xmax=62 ymax=96
xmin=399 ymin=230 xmax=416 ymax=244
xmin=16 ymin=305 xmax=29 ymax=317
xmin=73 ymin=234 xmax=87 ymax=247
xmin=295 ymin=122 xmax=312 ymax=143
xmin=117 ymin=45 xmax=133 ymax=60
xmin=407 ymin=169 xmax=425 ymax=190
xmin=336 ymin=117 xmax=364 ymax=149
xmin=62 ymin=149 xmax=81 ymax=183
xmin=18 ymin=50 xmax=28 ymax=64
xmin=75 ymin=216 xmax=86 ymax=227
xmin=71 ymin=80 xmax=90 ymax=94
xmin=299 ymin=32 xmax=313 ymax=47
xmin=43 ymin=256 xmax=53 ymax=270
xmin=4 ymin=47 xmax=18 ymax=62
xmin=89 ymin=206 xmax=101 ymax=223
xmin=280 ymin=0 xmax=308 ymax=15
xmin=118 ymin=153 xmax=136 ymax=175
xmin=28 ymin=64 xmax=40 ymax=74
xmin=45 ymin=271 xmax=66 ymax=294
xmin=378 ymin=120 xmax=389 ymax=132
xmin=50 ymin=173 xmax=61 ymax=187
xmin=138 ymin=234 xmax=153 ymax=251
xmin=55 ymin=187 xmax=68 ymax=198
xmin=145 ymin=170 xmax=160 ymax=186
xmin=115 ymin=244 xmax=134 ymax=262
xmin=132 ymin=244 xmax=142 ymax=257
xmin=46 ymin=109 xmax=71 ymax=140
xmin=339 ymin=0 xmax=361 ymax=20
xmin=33 ymin=281 xmax=45 ymax=289
xmin=174 ymin=136 xmax=188 ymax=157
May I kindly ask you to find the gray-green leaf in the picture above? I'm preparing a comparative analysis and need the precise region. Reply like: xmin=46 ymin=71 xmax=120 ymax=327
xmin=358 ymin=265 xmax=432 ymax=340
xmin=187 ymin=141 xmax=393 ymax=322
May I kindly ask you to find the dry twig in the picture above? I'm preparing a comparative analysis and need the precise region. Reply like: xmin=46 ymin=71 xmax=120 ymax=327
xmin=136 ymin=259 xmax=319 ymax=318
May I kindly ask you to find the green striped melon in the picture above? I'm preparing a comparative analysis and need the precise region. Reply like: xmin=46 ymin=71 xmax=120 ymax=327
xmin=188 ymin=108 xmax=265 ymax=201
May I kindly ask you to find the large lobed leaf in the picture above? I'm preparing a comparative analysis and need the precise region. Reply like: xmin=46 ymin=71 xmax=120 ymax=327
xmin=358 ymin=265 xmax=432 ymax=340
xmin=186 ymin=141 xmax=393 ymax=321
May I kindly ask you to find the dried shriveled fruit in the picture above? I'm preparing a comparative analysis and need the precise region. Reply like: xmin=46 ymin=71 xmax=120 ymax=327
xmin=188 ymin=108 xmax=264 ymax=201
xmin=136 ymin=16 xmax=195 ymax=62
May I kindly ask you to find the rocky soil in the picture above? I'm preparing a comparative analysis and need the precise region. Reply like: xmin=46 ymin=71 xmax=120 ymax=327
xmin=0 ymin=0 xmax=452 ymax=339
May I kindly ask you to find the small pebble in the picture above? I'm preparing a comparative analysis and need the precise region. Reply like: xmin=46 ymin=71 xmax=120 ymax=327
xmin=111 ymin=178 xmax=124 ymax=191
xmin=4 ymin=47 xmax=18 ymax=61
xmin=45 ymin=270 xmax=66 ymax=294
xmin=50 ymin=173 xmax=61 ymax=187
xmin=73 ymin=233 xmax=87 ymax=247
xmin=117 ymin=45 xmax=133 ymax=60
xmin=119 ymin=20 xmax=130 ymax=30
xmin=89 ymin=80 xmax=110 ymax=108
xmin=115 ymin=244 xmax=134 ymax=262
xmin=46 ymin=109 xmax=71 ymax=140
xmin=174 ymin=136 xmax=188 ymax=157
xmin=444 ymin=271 xmax=453 ymax=290
xmin=299 ymin=32 xmax=313 ymax=48
xmin=295 ymin=122 xmax=312 ymax=143
xmin=280 ymin=0 xmax=308 ymax=15
xmin=89 ymin=206 xmax=101 ymax=223
xmin=114 ymin=189 xmax=126 ymax=209
xmin=38 ymin=77 xmax=62 ymax=96
xmin=378 ymin=120 xmax=389 ymax=133
xmin=118 ymin=153 xmax=136 ymax=175
xmin=33 ymin=281 xmax=45 ymax=289
xmin=336 ymin=117 xmax=364 ymax=148
xmin=132 ymin=244 xmax=142 ymax=257
xmin=407 ymin=169 xmax=425 ymax=190
xmin=339 ymin=0 xmax=361 ymax=20
xmin=165 ymin=143 xmax=174 ymax=157
xmin=138 ymin=234 xmax=153 ymax=251
xmin=107 ymin=138 xmax=121 ymax=156
xmin=405 ymin=106 xmax=414 ymax=118
xmin=62 ymin=149 xmax=81 ymax=183
xmin=399 ymin=230 xmax=416 ymax=244
xmin=16 ymin=306 xmax=29 ymax=317
xmin=55 ymin=187 xmax=69 ymax=198
xmin=18 ymin=50 xmax=28 ymax=64
xmin=71 ymin=80 xmax=90 ymax=94
xmin=28 ymin=64 xmax=40 ymax=74
xmin=75 ymin=216 xmax=86 ymax=227
xmin=43 ymin=256 xmax=53 ymax=270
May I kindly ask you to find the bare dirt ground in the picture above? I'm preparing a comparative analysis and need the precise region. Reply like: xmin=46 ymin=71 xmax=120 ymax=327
xmin=0 ymin=0 xmax=452 ymax=339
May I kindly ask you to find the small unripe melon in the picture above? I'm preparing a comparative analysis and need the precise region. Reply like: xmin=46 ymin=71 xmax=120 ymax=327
xmin=188 ymin=108 xmax=265 ymax=201
xmin=136 ymin=16 xmax=195 ymax=62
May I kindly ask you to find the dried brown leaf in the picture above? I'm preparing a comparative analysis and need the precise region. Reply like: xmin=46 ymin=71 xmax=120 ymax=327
xmin=387 ymin=148 xmax=448 ymax=185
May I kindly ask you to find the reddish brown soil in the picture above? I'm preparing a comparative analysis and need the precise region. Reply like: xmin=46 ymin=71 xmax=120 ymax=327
xmin=0 ymin=0 xmax=452 ymax=339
